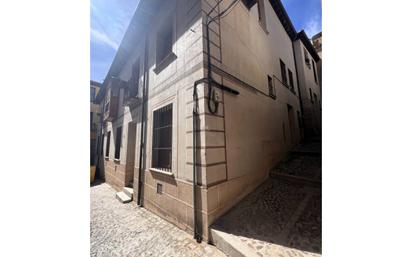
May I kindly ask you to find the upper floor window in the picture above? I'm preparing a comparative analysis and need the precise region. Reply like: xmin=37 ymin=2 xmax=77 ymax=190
xmin=268 ymin=75 xmax=275 ymax=98
xmin=128 ymin=58 xmax=140 ymax=98
xmin=90 ymin=87 xmax=96 ymax=102
xmin=105 ymin=131 xmax=111 ymax=158
xmin=304 ymin=49 xmax=311 ymax=68
xmin=312 ymin=59 xmax=318 ymax=83
xmin=241 ymin=0 xmax=257 ymax=9
xmin=155 ymin=15 xmax=175 ymax=73
xmin=241 ymin=0 xmax=266 ymax=31
xmin=280 ymin=59 xmax=288 ymax=86
xmin=152 ymin=104 xmax=173 ymax=171
xmin=114 ymin=126 xmax=122 ymax=160
xmin=288 ymin=69 xmax=295 ymax=93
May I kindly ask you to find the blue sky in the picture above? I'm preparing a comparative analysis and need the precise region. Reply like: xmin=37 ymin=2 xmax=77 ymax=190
xmin=281 ymin=0 xmax=322 ymax=37
xmin=90 ymin=0 xmax=322 ymax=83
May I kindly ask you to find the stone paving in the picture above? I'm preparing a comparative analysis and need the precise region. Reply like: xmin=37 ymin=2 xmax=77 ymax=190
xmin=90 ymin=182 xmax=226 ymax=257
xmin=212 ymin=151 xmax=321 ymax=257
xmin=271 ymin=155 xmax=321 ymax=181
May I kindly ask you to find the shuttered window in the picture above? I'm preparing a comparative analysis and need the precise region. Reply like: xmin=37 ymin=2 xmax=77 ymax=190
xmin=152 ymin=104 xmax=173 ymax=171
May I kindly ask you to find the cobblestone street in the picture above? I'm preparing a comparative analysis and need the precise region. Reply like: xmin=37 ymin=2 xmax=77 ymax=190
xmin=90 ymin=182 xmax=226 ymax=257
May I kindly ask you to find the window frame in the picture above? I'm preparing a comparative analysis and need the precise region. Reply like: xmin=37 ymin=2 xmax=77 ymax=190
xmin=154 ymin=14 xmax=176 ymax=73
xmin=267 ymin=75 xmax=276 ymax=99
xmin=312 ymin=59 xmax=318 ymax=83
xmin=114 ymin=126 xmax=122 ymax=160
xmin=151 ymin=103 xmax=173 ymax=172
xmin=280 ymin=59 xmax=288 ymax=87
xmin=105 ymin=131 xmax=111 ymax=158
xmin=288 ymin=69 xmax=295 ymax=93
xmin=90 ymin=87 xmax=96 ymax=102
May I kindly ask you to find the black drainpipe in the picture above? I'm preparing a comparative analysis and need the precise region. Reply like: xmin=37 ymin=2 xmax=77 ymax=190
xmin=137 ymin=36 xmax=149 ymax=206
xmin=192 ymin=77 xmax=208 ymax=243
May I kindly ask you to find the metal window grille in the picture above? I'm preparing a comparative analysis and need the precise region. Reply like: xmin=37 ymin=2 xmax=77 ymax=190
xmin=152 ymin=104 xmax=173 ymax=171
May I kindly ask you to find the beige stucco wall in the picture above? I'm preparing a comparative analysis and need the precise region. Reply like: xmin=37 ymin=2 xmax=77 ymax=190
xmin=198 ymin=0 xmax=302 ymax=229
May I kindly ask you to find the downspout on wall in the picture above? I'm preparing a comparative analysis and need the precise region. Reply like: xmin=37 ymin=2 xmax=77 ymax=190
xmin=137 ymin=36 xmax=149 ymax=206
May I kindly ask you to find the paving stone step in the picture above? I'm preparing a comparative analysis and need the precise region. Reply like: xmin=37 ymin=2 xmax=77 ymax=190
xmin=210 ymin=229 xmax=260 ymax=257
xmin=123 ymin=187 xmax=133 ymax=199
xmin=116 ymin=191 xmax=132 ymax=204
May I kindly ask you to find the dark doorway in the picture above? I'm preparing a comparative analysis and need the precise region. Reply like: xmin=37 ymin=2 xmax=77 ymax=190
xmin=125 ymin=122 xmax=137 ymax=187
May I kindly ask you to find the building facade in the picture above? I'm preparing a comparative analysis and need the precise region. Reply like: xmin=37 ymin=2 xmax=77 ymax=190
xmin=95 ymin=0 xmax=321 ymax=241
xmin=293 ymin=31 xmax=322 ymax=137
xmin=90 ymin=80 xmax=102 ymax=166
xmin=312 ymin=32 xmax=322 ymax=58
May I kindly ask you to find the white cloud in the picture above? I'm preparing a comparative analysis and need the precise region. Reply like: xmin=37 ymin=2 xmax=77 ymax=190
xmin=91 ymin=28 xmax=119 ymax=50
xmin=304 ymin=16 xmax=321 ymax=38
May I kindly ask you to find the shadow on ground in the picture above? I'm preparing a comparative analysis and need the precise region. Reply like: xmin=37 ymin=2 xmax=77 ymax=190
xmin=211 ymin=142 xmax=321 ymax=256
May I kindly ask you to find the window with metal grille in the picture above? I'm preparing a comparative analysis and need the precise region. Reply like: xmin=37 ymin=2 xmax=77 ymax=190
xmin=105 ymin=131 xmax=111 ymax=158
xmin=280 ymin=59 xmax=288 ymax=86
xmin=114 ymin=126 xmax=122 ymax=160
xmin=152 ymin=104 xmax=173 ymax=171
xmin=288 ymin=69 xmax=295 ymax=92
xmin=312 ymin=59 xmax=318 ymax=83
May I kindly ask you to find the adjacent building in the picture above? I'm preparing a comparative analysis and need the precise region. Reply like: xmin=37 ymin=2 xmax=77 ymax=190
xmin=293 ymin=31 xmax=322 ymax=137
xmin=90 ymin=80 xmax=102 ymax=166
xmin=95 ymin=0 xmax=321 ymax=241
xmin=312 ymin=31 xmax=322 ymax=58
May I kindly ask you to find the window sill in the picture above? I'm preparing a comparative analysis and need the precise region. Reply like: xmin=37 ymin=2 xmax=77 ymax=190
xmin=104 ymin=156 xmax=109 ymax=160
xmin=114 ymin=158 xmax=120 ymax=163
xmin=154 ymin=52 xmax=177 ymax=74
xmin=149 ymin=168 xmax=174 ymax=177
